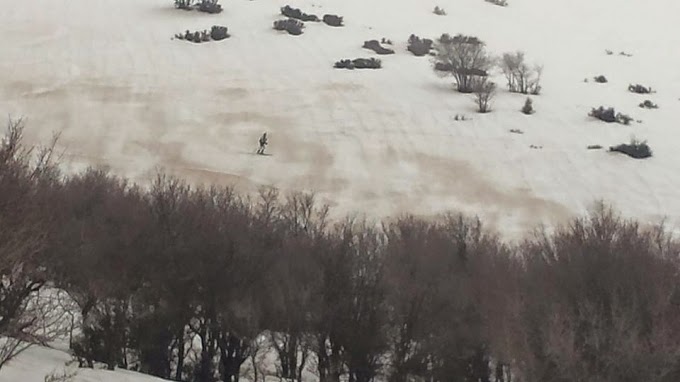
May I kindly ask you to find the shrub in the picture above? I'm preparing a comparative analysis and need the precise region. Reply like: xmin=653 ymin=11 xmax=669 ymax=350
xmin=617 ymin=113 xmax=633 ymax=125
xmin=605 ymin=49 xmax=613 ymax=55
xmin=273 ymin=19 xmax=304 ymax=35
xmin=407 ymin=34 xmax=433 ymax=57
xmin=509 ymin=129 xmax=523 ymax=134
xmin=589 ymin=106 xmax=616 ymax=122
xmin=486 ymin=0 xmax=508 ymax=6
xmin=334 ymin=58 xmax=381 ymax=70
xmin=363 ymin=40 xmax=394 ymax=55
xmin=174 ymin=0 xmax=194 ymax=10
xmin=434 ymin=34 xmax=491 ymax=93
xmin=521 ymin=97 xmax=534 ymax=115
xmin=198 ymin=0 xmax=222 ymax=14
xmin=593 ymin=75 xmax=608 ymax=83
xmin=587 ymin=145 xmax=603 ymax=150
xmin=628 ymin=84 xmax=652 ymax=94
xmin=472 ymin=78 xmax=496 ymax=113
xmin=176 ymin=29 xmax=223 ymax=43
xmin=381 ymin=37 xmax=393 ymax=45
xmin=322 ymin=14 xmax=343 ymax=27
xmin=500 ymin=51 xmax=542 ymax=95
xmin=210 ymin=25 xmax=229 ymax=41
xmin=639 ymin=100 xmax=658 ymax=109
xmin=434 ymin=6 xmax=447 ymax=15
xmin=589 ymin=106 xmax=633 ymax=125
xmin=609 ymin=138 xmax=652 ymax=159
xmin=281 ymin=5 xmax=319 ymax=22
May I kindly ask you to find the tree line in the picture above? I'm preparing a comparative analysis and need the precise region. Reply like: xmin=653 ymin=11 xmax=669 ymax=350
xmin=2 ymin=119 xmax=680 ymax=382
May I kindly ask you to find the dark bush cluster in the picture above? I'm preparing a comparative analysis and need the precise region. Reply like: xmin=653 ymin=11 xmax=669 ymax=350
xmin=174 ymin=0 xmax=222 ymax=13
xmin=334 ymin=58 xmax=382 ymax=69
xmin=175 ymin=29 xmax=211 ymax=43
xmin=589 ymin=106 xmax=633 ymax=125
xmin=174 ymin=0 xmax=193 ymax=10
xmin=433 ymin=6 xmax=447 ymax=15
xmin=407 ymin=34 xmax=433 ymax=56
xmin=610 ymin=138 xmax=652 ymax=159
xmin=198 ymin=0 xmax=222 ymax=13
xmin=175 ymin=25 xmax=229 ymax=43
xmin=210 ymin=25 xmax=229 ymax=40
xmin=521 ymin=97 xmax=534 ymax=114
xmin=629 ymin=83 xmax=653 ymax=94
xmin=2 ymin=121 xmax=680 ymax=382
xmin=281 ymin=5 xmax=319 ymax=22
xmin=639 ymin=99 xmax=659 ymax=109
xmin=486 ymin=0 xmax=508 ymax=6
xmin=594 ymin=75 xmax=608 ymax=83
xmin=273 ymin=18 xmax=304 ymax=35
xmin=322 ymin=14 xmax=344 ymax=27
xmin=362 ymin=40 xmax=395 ymax=55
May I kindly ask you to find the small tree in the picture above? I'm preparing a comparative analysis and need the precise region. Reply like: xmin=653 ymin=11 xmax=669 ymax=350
xmin=473 ymin=78 xmax=496 ymax=113
xmin=434 ymin=34 xmax=492 ymax=93
xmin=500 ymin=51 xmax=542 ymax=94
xmin=521 ymin=97 xmax=534 ymax=114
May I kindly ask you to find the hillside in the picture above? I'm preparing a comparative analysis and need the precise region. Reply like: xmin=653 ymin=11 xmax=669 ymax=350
xmin=0 ymin=345 xmax=167 ymax=382
xmin=2 ymin=0 xmax=680 ymax=236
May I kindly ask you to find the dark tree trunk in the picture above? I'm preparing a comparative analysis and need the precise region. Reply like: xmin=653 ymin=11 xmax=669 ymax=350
xmin=175 ymin=327 xmax=186 ymax=381
xmin=218 ymin=332 xmax=249 ymax=382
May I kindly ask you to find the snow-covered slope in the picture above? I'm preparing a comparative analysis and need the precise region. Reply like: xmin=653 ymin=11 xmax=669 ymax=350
xmin=1 ymin=0 xmax=679 ymax=236
xmin=0 ymin=345 xmax=166 ymax=382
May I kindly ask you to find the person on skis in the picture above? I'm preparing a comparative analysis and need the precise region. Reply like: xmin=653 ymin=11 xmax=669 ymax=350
xmin=257 ymin=132 xmax=268 ymax=155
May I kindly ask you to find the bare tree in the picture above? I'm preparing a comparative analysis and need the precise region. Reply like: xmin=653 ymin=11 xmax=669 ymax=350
xmin=500 ymin=51 xmax=543 ymax=95
xmin=512 ymin=204 xmax=680 ymax=382
xmin=473 ymin=78 xmax=497 ymax=113
xmin=434 ymin=34 xmax=492 ymax=93
xmin=0 ymin=118 xmax=63 ymax=370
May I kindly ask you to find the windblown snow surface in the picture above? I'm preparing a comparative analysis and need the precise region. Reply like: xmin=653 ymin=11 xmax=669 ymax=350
xmin=2 ymin=0 xmax=680 ymax=238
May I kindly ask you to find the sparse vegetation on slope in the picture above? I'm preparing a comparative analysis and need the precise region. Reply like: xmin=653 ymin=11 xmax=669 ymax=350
xmin=433 ymin=6 xmax=447 ymax=15
xmin=281 ymin=5 xmax=319 ymax=22
xmin=628 ymin=83 xmax=653 ymax=94
xmin=639 ymin=100 xmax=659 ymax=109
xmin=322 ymin=14 xmax=344 ymax=27
xmin=589 ymin=106 xmax=633 ymax=125
xmin=486 ymin=0 xmax=508 ymax=6
xmin=174 ymin=0 xmax=222 ymax=13
xmin=610 ymin=138 xmax=652 ymax=159
xmin=363 ymin=40 xmax=394 ymax=55
xmin=407 ymin=34 xmax=433 ymax=57
xmin=273 ymin=18 xmax=304 ymax=35
xmin=593 ymin=75 xmax=608 ymax=83
xmin=174 ymin=25 xmax=229 ymax=42
xmin=334 ymin=58 xmax=382 ymax=69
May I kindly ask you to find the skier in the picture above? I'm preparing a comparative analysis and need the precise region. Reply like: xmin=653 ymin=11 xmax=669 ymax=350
xmin=257 ymin=132 xmax=268 ymax=155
